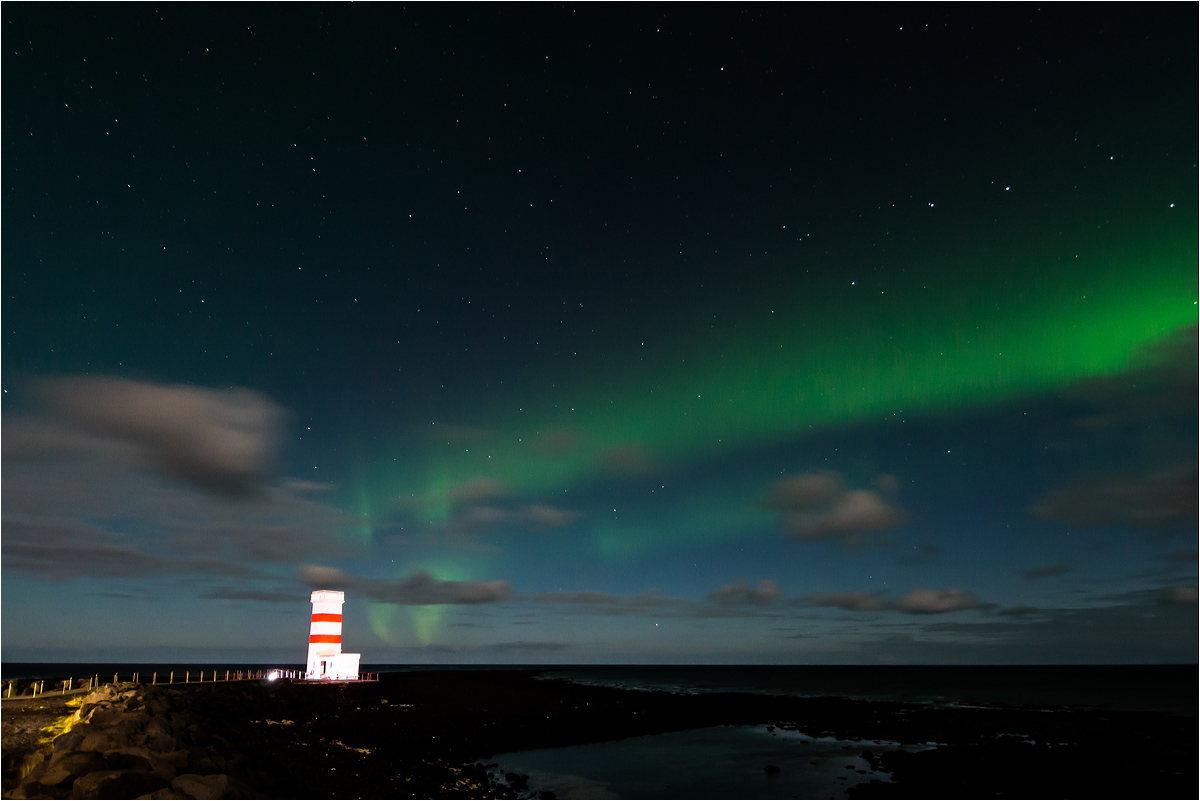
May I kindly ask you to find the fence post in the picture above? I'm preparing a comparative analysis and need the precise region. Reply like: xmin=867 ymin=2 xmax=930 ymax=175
xmin=170 ymin=672 xmax=173 ymax=684
xmin=185 ymin=671 xmax=189 ymax=683
xmin=153 ymin=672 xmax=156 ymax=685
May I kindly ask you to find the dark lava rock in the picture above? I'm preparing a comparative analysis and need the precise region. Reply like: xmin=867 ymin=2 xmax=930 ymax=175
xmin=172 ymin=772 xmax=238 ymax=799
xmin=40 ymin=750 xmax=111 ymax=789
xmin=9 ymin=780 xmax=60 ymax=799
xmin=764 ymin=764 xmax=782 ymax=774
xmin=101 ymin=749 xmax=152 ymax=773
xmin=505 ymin=771 xmax=530 ymax=791
xmin=137 ymin=789 xmax=191 ymax=800
xmin=70 ymin=769 xmax=166 ymax=799
xmin=53 ymin=728 xmax=90 ymax=755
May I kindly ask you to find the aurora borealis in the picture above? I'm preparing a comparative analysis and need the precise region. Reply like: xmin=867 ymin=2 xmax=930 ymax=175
xmin=2 ymin=5 xmax=1196 ymax=664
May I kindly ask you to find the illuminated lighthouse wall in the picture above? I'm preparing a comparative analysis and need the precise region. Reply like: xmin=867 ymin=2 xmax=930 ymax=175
xmin=305 ymin=590 xmax=361 ymax=680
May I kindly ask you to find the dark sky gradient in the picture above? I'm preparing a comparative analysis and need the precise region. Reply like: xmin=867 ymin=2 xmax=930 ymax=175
xmin=3 ymin=5 xmax=1196 ymax=664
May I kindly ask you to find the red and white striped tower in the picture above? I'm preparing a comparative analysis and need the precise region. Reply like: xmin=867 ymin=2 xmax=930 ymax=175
xmin=306 ymin=590 xmax=344 ymax=679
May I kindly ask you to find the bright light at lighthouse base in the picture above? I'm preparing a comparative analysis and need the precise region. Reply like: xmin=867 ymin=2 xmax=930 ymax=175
xmin=267 ymin=670 xmax=280 ymax=681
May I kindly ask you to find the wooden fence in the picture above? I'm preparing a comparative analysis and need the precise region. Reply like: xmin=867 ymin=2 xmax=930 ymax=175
xmin=5 ymin=669 xmax=380 ymax=699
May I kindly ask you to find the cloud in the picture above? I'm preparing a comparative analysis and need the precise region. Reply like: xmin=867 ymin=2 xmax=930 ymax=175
xmin=763 ymin=471 xmax=843 ymax=511
xmin=532 ymin=589 xmax=688 ymax=616
xmin=1023 ymin=563 xmax=1071 ymax=579
xmin=707 ymin=578 xmax=780 ymax=606
xmin=448 ymin=477 xmax=509 ymax=506
xmin=200 ymin=588 xmax=306 ymax=603
xmin=299 ymin=564 xmax=352 ymax=586
xmin=2 ymin=516 xmax=179 ymax=580
xmin=1029 ymin=463 xmax=1198 ymax=530
xmin=1064 ymin=325 xmax=1197 ymax=429
xmin=446 ymin=504 xmax=509 ymax=533
xmin=282 ymin=479 xmax=336 ymax=494
xmin=476 ymin=640 xmax=570 ymax=653
xmin=806 ymin=587 xmax=990 ymax=615
xmin=876 ymin=474 xmax=900 ymax=497
xmin=2 ymin=377 xmax=358 ymax=585
xmin=300 ymin=565 xmax=511 ymax=605
xmin=596 ymin=442 xmax=656 ymax=475
xmin=414 ymin=476 xmax=577 ymax=534
xmin=531 ymin=427 xmax=585 ymax=456
xmin=443 ymin=503 xmax=577 ymax=534
xmin=807 ymin=591 xmax=891 ymax=612
xmin=1 ymin=515 xmax=270 ymax=582
xmin=519 ymin=504 xmax=578 ymax=527
xmin=384 ymin=640 xmax=570 ymax=656
xmin=1168 ymin=586 xmax=1198 ymax=604
xmin=784 ymin=490 xmax=906 ymax=541
xmin=1031 ymin=328 xmax=1198 ymax=534
xmin=909 ymin=588 xmax=1198 ymax=663
xmin=172 ymin=521 xmax=339 ymax=563
xmin=997 ymin=605 xmax=1042 ymax=618
xmin=529 ymin=581 xmax=791 ymax=619
xmin=896 ymin=587 xmax=990 ymax=614
xmin=35 ymin=376 xmax=283 ymax=496
xmin=764 ymin=472 xmax=906 ymax=545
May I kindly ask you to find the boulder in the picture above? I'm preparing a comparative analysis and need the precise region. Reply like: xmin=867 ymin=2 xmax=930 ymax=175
xmin=70 ymin=769 xmax=166 ymax=799
xmin=80 ymin=720 xmax=141 ymax=753
xmin=154 ymin=750 xmax=191 ymax=776
xmin=172 ymin=772 xmax=231 ymax=799
xmin=144 ymin=717 xmax=173 ymax=745
xmin=9 ymin=780 xmax=65 ymax=799
xmin=101 ymin=749 xmax=153 ymax=773
xmin=85 ymin=707 xmax=131 ymax=728
xmin=40 ymin=751 xmax=112 ymax=789
xmin=22 ymin=753 xmax=51 ymax=786
xmin=135 ymin=790 xmax=191 ymax=800
xmin=140 ymin=752 xmax=182 ymax=782
xmin=54 ymin=728 xmax=91 ymax=754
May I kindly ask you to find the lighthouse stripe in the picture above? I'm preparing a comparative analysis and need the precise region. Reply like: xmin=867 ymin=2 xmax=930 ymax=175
xmin=309 ymin=634 xmax=342 ymax=643
xmin=311 ymin=613 xmax=342 ymax=623
xmin=309 ymin=622 xmax=342 ymax=635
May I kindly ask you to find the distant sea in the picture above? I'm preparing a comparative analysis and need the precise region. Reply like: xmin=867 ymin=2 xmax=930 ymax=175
xmin=4 ymin=662 xmax=1194 ymax=716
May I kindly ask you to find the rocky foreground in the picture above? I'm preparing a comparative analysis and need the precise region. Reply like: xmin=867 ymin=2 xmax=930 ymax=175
xmin=4 ymin=682 xmax=270 ymax=799
xmin=2 ymin=670 xmax=1196 ymax=799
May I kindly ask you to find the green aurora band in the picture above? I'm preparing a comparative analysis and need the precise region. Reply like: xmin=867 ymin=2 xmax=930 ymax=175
xmin=385 ymin=238 xmax=1195 ymax=512
xmin=362 ymin=233 xmax=1196 ymax=643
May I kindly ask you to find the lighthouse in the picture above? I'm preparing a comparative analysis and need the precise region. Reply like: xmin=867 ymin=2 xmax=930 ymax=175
xmin=305 ymin=590 xmax=361 ymax=680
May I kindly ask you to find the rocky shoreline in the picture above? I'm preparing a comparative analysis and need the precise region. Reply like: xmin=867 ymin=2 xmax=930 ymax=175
xmin=3 ymin=670 xmax=1196 ymax=799
xmin=4 ymin=681 xmax=270 ymax=799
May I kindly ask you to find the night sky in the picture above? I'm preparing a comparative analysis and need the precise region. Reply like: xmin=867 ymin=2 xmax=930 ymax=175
xmin=3 ymin=5 xmax=1196 ymax=665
